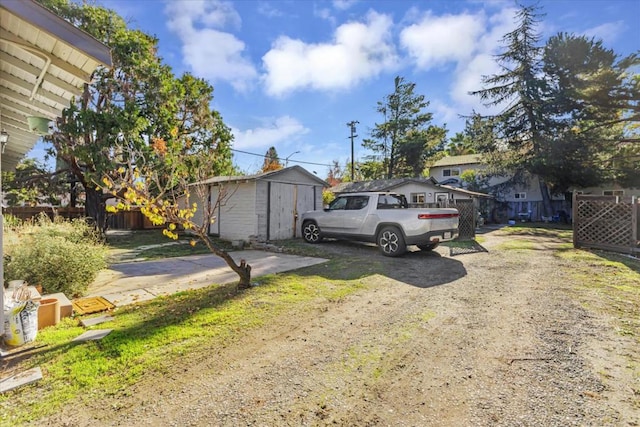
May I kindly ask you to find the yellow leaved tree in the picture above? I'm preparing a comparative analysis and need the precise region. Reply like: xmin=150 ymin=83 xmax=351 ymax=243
xmin=103 ymin=128 xmax=253 ymax=290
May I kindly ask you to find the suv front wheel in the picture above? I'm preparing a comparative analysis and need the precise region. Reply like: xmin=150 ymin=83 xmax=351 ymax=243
xmin=377 ymin=226 xmax=406 ymax=257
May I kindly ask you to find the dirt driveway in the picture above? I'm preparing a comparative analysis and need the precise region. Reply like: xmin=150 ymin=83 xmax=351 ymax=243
xmin=37 ymin=228 xmax=638 ymax=426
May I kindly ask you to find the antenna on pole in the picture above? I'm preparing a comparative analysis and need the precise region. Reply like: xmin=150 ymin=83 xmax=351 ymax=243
xmin=347 ymin=120 xmax=359 ymax=181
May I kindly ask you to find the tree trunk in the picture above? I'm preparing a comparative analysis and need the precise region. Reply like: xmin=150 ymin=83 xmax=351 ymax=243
xmin=538 ymin=180 xmax=553 ymax=217
xmin=198 ymin=233 xmax=252 ymax=290
xmin=85 ymin=186 xmax=108 ymax=233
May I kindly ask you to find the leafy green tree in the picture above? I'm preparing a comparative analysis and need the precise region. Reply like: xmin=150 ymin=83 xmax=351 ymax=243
xmin=446 ymin=132 xmax=476 ymax=156
xmin=38 ymin=0 xmax=234 ymax=231
xmin=104 ymin=128 xmax=252 ymax=289
xmin=2 ymin=158 xmax=67 ymax=206
xmin=363 ymin=76 xmax=444 ymax=179
xmin=356 ymin=158 xmax=386 ymax=180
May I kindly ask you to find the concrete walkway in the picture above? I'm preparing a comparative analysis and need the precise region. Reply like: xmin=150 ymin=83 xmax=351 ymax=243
xmin=88 ymin=250 xmax=328 ymax=306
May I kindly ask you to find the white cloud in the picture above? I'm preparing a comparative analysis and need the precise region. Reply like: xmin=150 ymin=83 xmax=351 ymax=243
xmin=582 ymin=21 xmax=625 ymax=45
xmin=333 ymin=0 xmax=358 ymax=11
xmin=261 ymin=11 xmax=399 ymax=96
xmin=165 ymin=0 xmax=257 ymax=91
xmin=400 ymin=12 xmax=486 ymax=69
xmin=431 ymin=99 xmax=460 ymax=126
xmin=414 ymin=7 xmax=516 ymax=114
xmin=450 ymin=53 xmax=501 ymax=109
xmin=231 ymin=116 xmax=309 ymax=150
xmin=257 ymin=1 xmax=283 ymax=18
xmin=313 ymin=5 xmax=336 ymax=26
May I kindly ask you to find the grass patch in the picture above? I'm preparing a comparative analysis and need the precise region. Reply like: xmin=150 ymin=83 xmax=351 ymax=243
xmin=105 ymin=230 xmax=234 ymax=261
xmin=499 ymin=223 xmax=573 ymax=239
xmin=495 ymin=239 xmax=537 ymax=251
xmin=443 ymin=237 xmax=485 ymax=249
xmin=0 ymin=271 xmax=368 ymax=425
xmin=557 ymin=249 xmax=640 ymax=343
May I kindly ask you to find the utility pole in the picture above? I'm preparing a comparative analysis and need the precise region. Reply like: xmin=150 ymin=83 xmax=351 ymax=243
xmin=347 ymin=120 xmax=358 ymax=181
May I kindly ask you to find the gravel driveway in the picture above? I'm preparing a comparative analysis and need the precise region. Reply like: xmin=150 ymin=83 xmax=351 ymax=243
xmin=35 ymin=228 xmax=639 ymax=426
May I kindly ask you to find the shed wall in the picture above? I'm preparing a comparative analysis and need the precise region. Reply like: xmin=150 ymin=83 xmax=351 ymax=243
xmin=214 ymin=182 xmax=257 ymax=241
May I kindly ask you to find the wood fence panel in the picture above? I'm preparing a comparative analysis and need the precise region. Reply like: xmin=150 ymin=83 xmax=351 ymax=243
xmin=573 ymin=194 xmax=639 ymax=254
xmin=5 ymin=207 xmax=85 ymax=221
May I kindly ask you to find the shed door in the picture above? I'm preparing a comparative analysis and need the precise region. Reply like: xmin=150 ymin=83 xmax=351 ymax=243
xmin=268 ymin=183 xmax=315 ymax=240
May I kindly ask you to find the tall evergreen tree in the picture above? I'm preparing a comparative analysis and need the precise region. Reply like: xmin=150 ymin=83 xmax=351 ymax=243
xmin=471 ymin=3 xmax=640 ymax=204
xmin=542 ymin=33 xmax=640 ymax=189
xmin=363 ymin=76 xmax=444 ymax=179
xmin=262 ymin=146 xmax=283 ymax=172
xmin=470 ymin=4 xmax=553 ymax=214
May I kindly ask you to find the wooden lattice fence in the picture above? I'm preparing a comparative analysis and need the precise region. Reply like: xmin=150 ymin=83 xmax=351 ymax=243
xmin=452 ymin=199 xmax=476 ymax=240
xmin=573 ymin=194 xmax=640 ymax=255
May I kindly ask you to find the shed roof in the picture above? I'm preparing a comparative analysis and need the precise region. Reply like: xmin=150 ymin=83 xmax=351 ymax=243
xmin=0 ymin=0 xmax=112 ymax=170
xmin=196 ymin=165 xmax=328 ymax=187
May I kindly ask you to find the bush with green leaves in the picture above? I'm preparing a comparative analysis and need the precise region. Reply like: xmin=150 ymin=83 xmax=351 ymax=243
xmin=4 ymin=214 xmax=107 ymax=297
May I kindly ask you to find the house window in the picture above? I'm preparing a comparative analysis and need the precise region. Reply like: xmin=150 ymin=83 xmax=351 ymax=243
xmin=443 ymin=168 xmax=460 ymax=177
xmin=410 ymin=193 xmax=425 ymax=204
xmin=603 ymin=190 xmax=624 ymax=196
xmin=514 ymin=192 xmax=526 ymax=199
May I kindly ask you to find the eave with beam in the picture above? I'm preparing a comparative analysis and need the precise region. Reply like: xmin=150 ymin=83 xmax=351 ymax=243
xmin=0 ymin=0 xmax=112 ymax=337
xmin=0 ymin=0 xmax=112 ymax=171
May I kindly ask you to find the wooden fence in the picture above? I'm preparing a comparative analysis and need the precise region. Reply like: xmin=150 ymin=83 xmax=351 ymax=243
xmin=573 ymin=194 xmax=640 ymax=255
xmin=5 ymin=206 xmax=85 ymax=221
xmin=4 ymin=206 xmax=162 ymax=230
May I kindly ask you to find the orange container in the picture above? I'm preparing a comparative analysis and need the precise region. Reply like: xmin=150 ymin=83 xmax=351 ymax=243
xmin=37 ymin=298 xmax=60 ymax=330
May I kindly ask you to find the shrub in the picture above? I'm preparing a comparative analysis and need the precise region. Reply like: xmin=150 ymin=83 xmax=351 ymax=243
xmin=4 ymin=215 xmax=107 ymax=297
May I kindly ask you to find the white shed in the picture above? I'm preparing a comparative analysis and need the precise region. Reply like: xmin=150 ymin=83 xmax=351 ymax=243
xmin=192 ymin=166 xmax=327 ymax=243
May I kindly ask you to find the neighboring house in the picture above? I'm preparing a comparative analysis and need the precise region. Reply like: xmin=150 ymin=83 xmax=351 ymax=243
xmin=191 ymin=166 xmax=327 ymax=243
xmin=428 ymin=154 xmax=482 ymax=189
xmin=331 ymin=177 xmax=490 ymax=205
xmin=573 ymin=184 xmax=640 ymax=198
xmin=430 ymin=154 xmax=570 ymax=222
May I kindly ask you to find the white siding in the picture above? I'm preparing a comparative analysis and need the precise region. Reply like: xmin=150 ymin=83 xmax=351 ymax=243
xmin=501 ymin=175 xmax=543 ymax=202
xmin=255 ymin=181 xmax=269 ymax=241
xmin=216 ymin=182 xmax=257 ymax=241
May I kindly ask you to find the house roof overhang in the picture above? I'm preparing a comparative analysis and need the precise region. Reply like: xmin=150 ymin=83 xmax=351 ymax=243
xmin=0 ymin=0 xmax=112 ymax=171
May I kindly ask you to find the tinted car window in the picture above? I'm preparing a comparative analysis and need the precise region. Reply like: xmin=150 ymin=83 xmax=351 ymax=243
xmin=329 ymin=197 xmax=347 ymax=210
xmin=346 ymin=196 xmax=369 ymax=210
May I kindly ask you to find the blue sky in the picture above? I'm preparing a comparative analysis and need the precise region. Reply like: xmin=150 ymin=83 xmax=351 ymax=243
xmin=31 ymin=0 xmax=640 ymax=176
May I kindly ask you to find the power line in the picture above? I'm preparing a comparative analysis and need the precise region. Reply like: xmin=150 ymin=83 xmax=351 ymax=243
xmin=230 ymin=148 xmax=333 ymax=167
